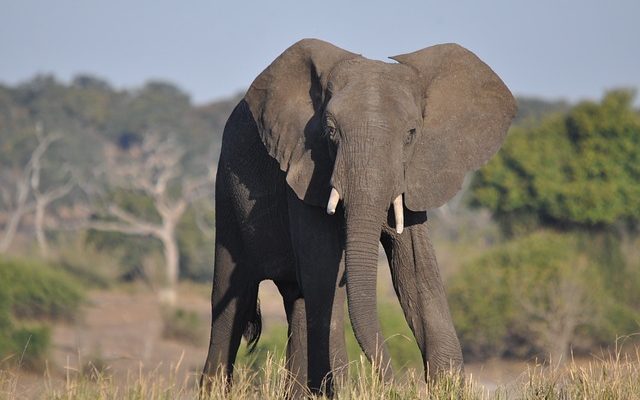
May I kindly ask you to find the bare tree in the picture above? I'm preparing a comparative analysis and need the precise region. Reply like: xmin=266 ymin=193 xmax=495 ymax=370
xmin=515 ymin=256 xmax=593 ymax=362
xmin=0 ymin=126 xmax=62 ymax=254
xmin=28 ymin=127 xmax=79 ymax=256
xmin=88 ymin=135 xmax=214 ymax=304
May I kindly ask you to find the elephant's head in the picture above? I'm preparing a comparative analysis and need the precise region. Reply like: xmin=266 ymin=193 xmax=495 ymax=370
xmin=245 ymin=39 xmax=516 ymax=368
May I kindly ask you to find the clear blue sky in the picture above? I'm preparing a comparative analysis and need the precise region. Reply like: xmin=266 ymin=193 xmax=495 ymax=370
xmin=1 ymin=0 xmax=638 ymax=104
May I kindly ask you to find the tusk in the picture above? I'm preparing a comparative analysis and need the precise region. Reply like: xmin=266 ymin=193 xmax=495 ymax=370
xmin=393 ymin=194 xmax=404 ymax=234
xmin=327 ymin=188 xmax=340 ymax=215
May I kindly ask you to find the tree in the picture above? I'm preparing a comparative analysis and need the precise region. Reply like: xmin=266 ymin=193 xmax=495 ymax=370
xmin=28 ymin=126 xmax=78 ymax=256
xmin=87 ymin=134 xmax=213 ymax=304
xmin=470 ymin=90 xmax=640 ymax=234
xmin=0 ymin=126 xmax=72 ymax=254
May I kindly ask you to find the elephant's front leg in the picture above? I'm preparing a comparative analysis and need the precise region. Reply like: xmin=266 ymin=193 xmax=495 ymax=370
xmin=380 ymin=211 xmax=463 ymax=380
xmin=276 ymin=280 xmax=308 ymax=398
xmin=287 ymin=189 xmax=348 ymax=395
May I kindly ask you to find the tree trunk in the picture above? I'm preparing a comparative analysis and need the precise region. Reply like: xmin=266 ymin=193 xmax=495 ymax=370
xmin=35 ymin=198 xmax=49 ymax=257
xmin=0 ymin=207 xmax=25 ymax=253
xmin=159 ymin=228 xmax=180 ymax=306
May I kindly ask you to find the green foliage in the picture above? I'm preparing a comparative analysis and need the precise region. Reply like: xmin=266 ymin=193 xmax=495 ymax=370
xmin=448 ymin=231 xmax=640 ymax=361
xmin=9 ymin=324 xmax=51 ymax=370
xmin=0 ymin=289 xmax=13 ymax=358
xmin=0 ymin=257 xmax=84 ymax=321
xmin=0 ymin=257 xmax=83 ymax=370
xmin=471 ymin=90 xmax=640 ymax=232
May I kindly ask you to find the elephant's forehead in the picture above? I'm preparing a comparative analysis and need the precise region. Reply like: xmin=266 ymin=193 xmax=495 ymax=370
xmin=328 ymin=58 xmax=421 ymax=108
xmin=328 ymin=58 xmax=419 ymax=94
xmin=327 ymin=59 xmax=421 ymax=122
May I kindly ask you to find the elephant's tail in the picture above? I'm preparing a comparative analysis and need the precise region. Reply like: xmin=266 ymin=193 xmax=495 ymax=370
xmin=243 ymin=283 xmax=262 ymax=353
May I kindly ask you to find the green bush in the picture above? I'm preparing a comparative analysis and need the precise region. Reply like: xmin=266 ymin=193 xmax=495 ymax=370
xmin=9 ymin=325 xmax=51 ymax=370
xmin=0 ymin=257 xmax=84 ymax=320
xmin=0 ymin=289 xmax=14 ymax=357
xmin=448 ymin=231 xmax=640 ymax=361
xmin=0 ymin=257 xmax=84 ymax=369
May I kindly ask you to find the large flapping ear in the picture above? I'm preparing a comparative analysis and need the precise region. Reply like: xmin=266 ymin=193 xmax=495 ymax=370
xmin=391 ymin=44 xmax=517 ymax=211
xmin=245 ymin=39 xmax=359 ymax=207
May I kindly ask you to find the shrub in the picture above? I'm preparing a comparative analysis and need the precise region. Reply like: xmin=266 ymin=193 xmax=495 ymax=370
xmin=0 ymin=289 xmax=14 ymax=357
xmin=9 ymin=324 xmax=51 ymax=371
xmin=448 ymin=231 xmax=639 ymax=361
xmin=0 ymin=257 xmax=83 ymax=321
xmin=0 ymin=257 xmax=84 ymax=370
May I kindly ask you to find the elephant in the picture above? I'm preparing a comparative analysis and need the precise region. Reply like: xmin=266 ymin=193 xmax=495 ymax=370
xmin=201 ymin=38 xmax=516 ymax=396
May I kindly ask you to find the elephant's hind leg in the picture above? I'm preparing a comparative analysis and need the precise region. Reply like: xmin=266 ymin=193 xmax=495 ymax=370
xmin=201 ymin=224 xmax=259 ymax=392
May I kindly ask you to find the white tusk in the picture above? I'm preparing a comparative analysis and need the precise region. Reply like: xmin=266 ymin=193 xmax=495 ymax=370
xmin=327 ymin=188 xmax=340 ymax=215
xmin=393 ymin=194 xmax=404 ymax=234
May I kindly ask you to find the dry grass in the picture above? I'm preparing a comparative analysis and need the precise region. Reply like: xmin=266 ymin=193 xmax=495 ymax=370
xmin=504 ymin=349 xmax=640 ymax=400
xmin=1 ymin=350 xmax=639 ymax=399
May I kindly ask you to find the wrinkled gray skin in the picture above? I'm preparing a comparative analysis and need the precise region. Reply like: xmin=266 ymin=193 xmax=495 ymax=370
xmin=202 ymin=39 xmax=516 ymax=396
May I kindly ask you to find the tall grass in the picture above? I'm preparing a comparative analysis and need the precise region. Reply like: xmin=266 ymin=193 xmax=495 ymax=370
xmin=507 ymin=348 xmax=640 ymax=400
xmin=1 ymin=348 xmax=639 ymax=399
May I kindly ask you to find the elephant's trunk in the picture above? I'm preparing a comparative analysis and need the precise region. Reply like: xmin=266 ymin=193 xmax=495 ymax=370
xmin=343 ymin=201 xmax=393 ymax=380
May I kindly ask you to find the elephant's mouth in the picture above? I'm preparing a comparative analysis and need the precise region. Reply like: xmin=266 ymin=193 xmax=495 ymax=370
xmin=326 ymin=187 xmax=404 ymax=234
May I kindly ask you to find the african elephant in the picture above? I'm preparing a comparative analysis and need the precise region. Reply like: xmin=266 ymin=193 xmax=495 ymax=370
xmin=201 ymin=39 xmax=516 ymax=395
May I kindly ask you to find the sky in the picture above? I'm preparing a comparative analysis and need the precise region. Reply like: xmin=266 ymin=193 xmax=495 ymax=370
xmin=1 ymin=0 xmax=638 ymax=105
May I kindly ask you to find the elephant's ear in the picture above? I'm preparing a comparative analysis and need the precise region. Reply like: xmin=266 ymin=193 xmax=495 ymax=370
xmin=245 ymin=39 xmax=359 ymax=207
xmin=391 ymin=44 xmax=516 ymax=211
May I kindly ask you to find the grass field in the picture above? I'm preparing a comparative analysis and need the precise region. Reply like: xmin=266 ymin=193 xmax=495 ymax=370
xmin=2 ymin=349 xmax=639 ymax=399
xmin=1 ymin=279 xmax=638 ymax=399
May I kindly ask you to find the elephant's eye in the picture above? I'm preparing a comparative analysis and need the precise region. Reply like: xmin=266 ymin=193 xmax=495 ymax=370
xmin=326 ymin=126 xmax=336 ymax=137
xmin=404 ymin=128 xmax=417 ymax=146
xmin=324 ymin=120 xmax=338 ymax=141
